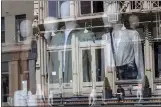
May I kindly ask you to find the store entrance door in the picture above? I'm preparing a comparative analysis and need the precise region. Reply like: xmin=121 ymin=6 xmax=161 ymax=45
xmin=79 ymin=41 xmax=106 ymax=96
xmin=48 ymin=49 xmax=73 ymax=97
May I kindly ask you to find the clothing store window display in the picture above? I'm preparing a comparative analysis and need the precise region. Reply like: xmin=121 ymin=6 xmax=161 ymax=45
xmin=102 ymin=2 xmax=144 ymax=80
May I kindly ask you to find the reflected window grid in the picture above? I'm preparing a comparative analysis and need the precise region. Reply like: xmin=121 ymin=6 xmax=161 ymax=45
xmin=15 ymin=14 xmax=26 ymax=42
xmin=80 ymin=1 xmax=103 ymax=15
xmin=1 ymin=17 xmax=5 ymax=43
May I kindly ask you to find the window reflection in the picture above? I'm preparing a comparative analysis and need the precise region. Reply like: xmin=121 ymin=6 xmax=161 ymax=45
xmin=15 ymin=14 xmax=26 ymax=42
xmin=2 ymin=74 xmax=9 ymax=102
xmin=62 ymin=51 xmax=72 ymax=83
xmin=80 ymin=1 xmax=91 ymax=15
xmin=48 ymin=1 xmax=65 ymax=18
xmin=2 ymin=62 xmax=9 ymax=102
xmin=82 ymin=50 xmax=92 ymax=82
xmin=93 ymin=1 xmax=103 ymax=13
xmin=95 ymin=49 xmax=105 ymax=81
xmin=1 ymin=17 xmax=5 ymax=43
xmin=49 ymin=52 xmax=60 ymax=83
xmin=80 ymin=1 xmax=103 ymax=15
xmin=50 ymin=33 xmax=72 ymax=46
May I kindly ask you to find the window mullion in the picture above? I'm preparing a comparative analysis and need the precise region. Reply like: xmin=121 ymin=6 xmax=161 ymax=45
xmin=91 ymin=1 xmax=93 ymax=14
xmin=79 ymin=1 xmax=81 ymax=16
xmin=58 ymin=1 xmax=60 ymax=18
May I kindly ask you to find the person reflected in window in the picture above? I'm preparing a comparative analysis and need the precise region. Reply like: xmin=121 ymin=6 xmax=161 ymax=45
xmin=116 ymin=85 xmax=125 ymax=102
xmin=102 ymin=2 xmax=144 ymax=80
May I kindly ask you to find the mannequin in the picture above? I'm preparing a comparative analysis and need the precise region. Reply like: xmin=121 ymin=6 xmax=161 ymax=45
xmin=20 ymin=20 xmax=33 ymax=44
xmin=102 ymin=2 xmax=144 ymax=80
xmin=60 ymin=1 xmax=75 ymax=83
xmin=19 ymin=20 xmax=38 ymax=106
xmin=129 ymin=15 xmax=140 ymax=29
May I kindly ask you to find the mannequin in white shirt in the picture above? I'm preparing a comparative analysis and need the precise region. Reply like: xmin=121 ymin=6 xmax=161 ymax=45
xmin=129 ymin=15 xmax=140 ymax=30
xmin=20 ymin=20 xmax=33 ymax=44
xmin=102 ymin=2 xmax=144 ymax=80
xmin=60 ymin=1 xmax=77 ymax=83
xmin=19 ymin=20 xmax=38 ymax=106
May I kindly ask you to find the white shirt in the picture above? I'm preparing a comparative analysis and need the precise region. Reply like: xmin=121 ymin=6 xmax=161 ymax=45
xmin=63 ymin=29 xmax=73 ymax=72
xmin=102 ymin=29 xmax=144 ymax=75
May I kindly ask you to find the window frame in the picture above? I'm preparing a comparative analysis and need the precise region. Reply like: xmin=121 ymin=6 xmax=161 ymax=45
xmin=1 ymin=17 xmax=5 ymax=43
xmin=79 ymin=1 xmax=104 ymax=17
xmin=2 ymin=62 xmax=9 ymax=103
xmin=15 ymin=14 xmax=26 ymax=43
xmin=48 ymin=1 xmax=65 ymax=19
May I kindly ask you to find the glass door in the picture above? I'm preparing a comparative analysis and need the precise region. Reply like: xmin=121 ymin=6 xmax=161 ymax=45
xmin=61 ymin=50 xmax=73 ymax=97
xmin=48 ymin=49 xmax=73 ymax=97
xmin=79 ymin=47 xmax=93 ymax=95
xmin=79 ymin=46 xmax=105 ymax=95
xmin=48 ymin=50 xmax=62 ymax=96
xmin=93 ymin=47 xmax=105 ymax=95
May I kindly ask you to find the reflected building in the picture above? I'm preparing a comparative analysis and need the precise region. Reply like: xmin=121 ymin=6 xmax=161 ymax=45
xmin=1 ymin=1 xmax=34 ymax=106
xmin=35 ymin=0 xmax=161 ymax=99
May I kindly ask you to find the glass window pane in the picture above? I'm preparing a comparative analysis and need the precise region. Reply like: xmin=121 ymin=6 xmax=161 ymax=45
xmin=2 ymin=74 xmax=9 ymax=102
xmin=1 ymin=17 xmax=5 ymax=43
xmin=15 ymin=14 xmax=26 ymax=42
xmin=80 ymin=1 xmax=91 ymax=14
xmin=49 ymin=52 xmax=60 ymax=83
xmin=95 ymin=49 xmax=104 ymax=82
xmin=2 ymin=62 xmax=8 ymax=73
xmin=93 ymin=1 xmax=103 ymax=13
xmin=48 ymin=1 xmax=65 ymax=18
xmin=48 ymin=1 xmax=58 ymax=17
xmin=1 ymin=31 xmax=5 ymax=43
xmin=82 ymin=50 xmax=92 ymax=82
xmin=50 ymin=33 xmax=72 ymax=46
xmin=1 ymin=17 xmax=5 ymax=31
xmin=62 ymin=50 xmax=72 ymax=83
xmin=154 ymin=43 xmax=161 ymax=78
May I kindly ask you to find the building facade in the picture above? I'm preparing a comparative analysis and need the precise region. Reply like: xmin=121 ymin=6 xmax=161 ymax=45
xmin=1 ymin=1 xmax=34 ymax=105
xmin=34 ymin=0 xmax=161 ymax=99
xmin=2 ymin=0 xmax=160 ymax=105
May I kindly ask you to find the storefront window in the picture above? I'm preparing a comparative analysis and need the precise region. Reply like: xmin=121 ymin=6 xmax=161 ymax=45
xmin=44 ymin=0 xmax=161 ymax=104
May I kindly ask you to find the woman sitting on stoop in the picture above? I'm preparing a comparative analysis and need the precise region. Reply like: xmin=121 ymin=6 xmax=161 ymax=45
xmin=116 ymin=85 xmax=125 ymax=102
